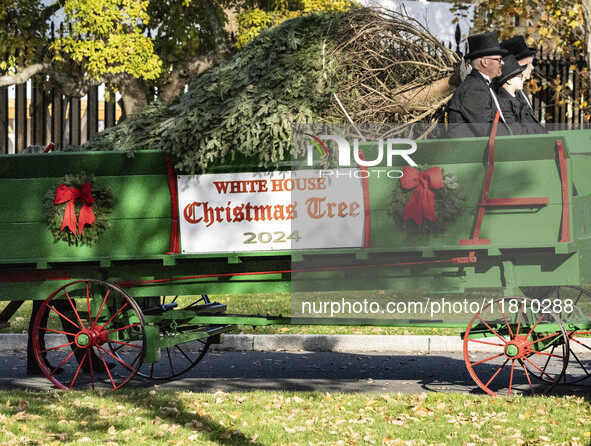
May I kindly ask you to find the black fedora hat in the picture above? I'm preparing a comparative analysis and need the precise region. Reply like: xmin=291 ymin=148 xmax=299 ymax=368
xmin=464 ymin=32 xmax=508 ymax=60
xmin=500 ymin=36 xmax=537 ymax=61
xmin=492 ymin=55 xmax=527 ymax=89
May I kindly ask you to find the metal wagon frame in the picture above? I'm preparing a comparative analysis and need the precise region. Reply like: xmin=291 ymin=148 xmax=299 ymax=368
xmin=0 ymin=125 xmax=590 ymax=395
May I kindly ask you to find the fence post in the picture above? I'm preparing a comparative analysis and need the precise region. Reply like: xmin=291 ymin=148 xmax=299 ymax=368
xmin=104 ymin=99 xmax=116 ymax=129
xmin=70 ymin=96 xmax=81 ymax=146
xmin=31 ymin=79 xmax=47 ymax=145
xmin=15 ymin=83 xmax=27 ymax=153
xmin=86 ymin=86 xmax=99 ymax=139
xmin=0 ymin=87 xmax=8 ymax=154
xmin=51 ymin=87 xmax=63 ymax=150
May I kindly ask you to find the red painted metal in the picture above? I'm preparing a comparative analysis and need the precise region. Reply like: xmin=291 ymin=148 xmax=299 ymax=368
xmin=460 ymin=112 xmax=500 ymax=246
xmin=116 ymin=254 xmax=477 ymax=289
xmin=358 ymin=150 xmax=372 ymax=248
xmin=478 ymin=198 xmax=549 ymax=207
xmin=164 ymin=156 xmax=180 ymax=255
xmin=460 ymin=111 xmax=551 ymax=246
xmin=555 ymin=140 xmax=571 ymax=243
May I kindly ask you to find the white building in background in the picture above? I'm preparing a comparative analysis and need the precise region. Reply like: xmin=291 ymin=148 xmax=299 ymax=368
xmin=363 ymin=0 xmax=475 ymax=50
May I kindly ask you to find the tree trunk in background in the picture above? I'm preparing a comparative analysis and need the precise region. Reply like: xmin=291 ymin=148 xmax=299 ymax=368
xmin=581 ymin=0 xmax=591 ymax=68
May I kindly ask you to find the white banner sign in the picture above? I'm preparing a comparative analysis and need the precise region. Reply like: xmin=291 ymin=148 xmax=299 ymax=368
xmin=178 ymin=170 xmax=366 ymax=254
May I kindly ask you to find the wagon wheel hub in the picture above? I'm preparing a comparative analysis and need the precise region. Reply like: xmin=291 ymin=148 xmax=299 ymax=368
xmin=75 ymin=326 xmax=109 ymax=349
xmin=504 ymin=335 xmax=531 ymax=359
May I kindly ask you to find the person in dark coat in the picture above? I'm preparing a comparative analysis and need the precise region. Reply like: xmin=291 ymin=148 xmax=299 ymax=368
xmin=493 ymin=55 xmax=546 ymax=135
xmin=500 ymin=36 xmax=541 ymax=124
xmin=447 ymin=32 xmax=508 ymax=138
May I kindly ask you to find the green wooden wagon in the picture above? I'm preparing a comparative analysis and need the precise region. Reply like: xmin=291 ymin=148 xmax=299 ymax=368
xmin=0 ymin=125 xmax=590 ymax=395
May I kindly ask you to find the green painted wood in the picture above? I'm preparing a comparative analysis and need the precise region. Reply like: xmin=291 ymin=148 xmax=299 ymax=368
xmin=0 ymin=175 xmax=171 ymax=223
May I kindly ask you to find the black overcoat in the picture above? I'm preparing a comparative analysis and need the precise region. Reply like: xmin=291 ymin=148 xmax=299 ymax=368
xmin=447 ymin=70 xmax=499 ymax=138
xmin=496 ymin=88 xmax=546 ymax=135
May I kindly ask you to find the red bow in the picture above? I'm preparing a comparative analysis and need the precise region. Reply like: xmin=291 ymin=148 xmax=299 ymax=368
xmin=401 ymin=166 xmax=444 ymax=226
xmin=54 ymin=183 xmax=95 ymax=235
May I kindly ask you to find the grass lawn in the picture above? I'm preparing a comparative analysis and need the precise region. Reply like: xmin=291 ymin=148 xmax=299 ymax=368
xmin=0 ymin=389 xmax=589 ymax=445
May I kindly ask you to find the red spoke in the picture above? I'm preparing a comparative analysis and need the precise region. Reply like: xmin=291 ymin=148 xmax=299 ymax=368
xmin=526 ymin=332 xmax=562 ymax=346
xmin=476 ymin=316 xmax=509 ymax=345
xmin=508 ymin=360 xmax=515 ymax=396
xmin=105 ymin=322 xmax=141 ymax=335
xmin=518 ymin=359 xmax=535 ymax=395
xmin=39 ymin=326 xmax=78 ymax=337
xmin=93 ymin=288 xmax=111 ymax=327
xmin=64 ymin=290 xmax=85 ymax=330
xmin=86 ymin=283 xmax=93 ymax=328
xmin=40 ymin=341 xmax=76 ymax=354
xmin=108 ymin=339 xmax=143 ymax=349
xmin=47 ymin=305 xmax=81 ymax=332
xmin=97 ymin=348 xmax=117 ymax=389
xmin=52 ymin=349 xmax=78 ymax=374
xmin=530 ymin=350 xmax=564 ymax=359
xmin=99 ymin=302 xmax=129 ymax=329
xmin=87 ymin=349 xmax=95 ymax=391
xmin=484 ymin=358 xmax=510 ymax=388
xmin=468 ymin=338 xmax=505 ymax=347
xmin=498 ymin=302 xmax=514 ymax=338
xmin=524 ymin=314 xmax=546 ymax=339
xmin=69 ymin=351 xmax=88 ymax=390
xmin=470 ymin=353 xmax=505 ymax=367
xmin=97 ymin=345 xmax=137 ymax=372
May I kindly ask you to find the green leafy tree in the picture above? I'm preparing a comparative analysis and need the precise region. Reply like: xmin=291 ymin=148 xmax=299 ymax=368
xmin=0 ymin=0 xmax=354 ymax=118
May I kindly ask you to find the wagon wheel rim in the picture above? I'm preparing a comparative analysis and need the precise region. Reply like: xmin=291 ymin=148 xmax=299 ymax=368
xmin=32 ymin=280 xmax=145 ymax=390
xmin=115 ymin=295 xmax=212 ymax=380
xmin=551 ymin=286 xmax=591 ymax=384
xmin=463 ymin=297 xmax=569 ymax=396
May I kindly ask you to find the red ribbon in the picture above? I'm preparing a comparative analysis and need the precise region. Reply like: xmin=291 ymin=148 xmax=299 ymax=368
xmin=401 ymin=166 xmax=444 ymax=226
xmin=54 ymin=183 xmax=95 ymax=235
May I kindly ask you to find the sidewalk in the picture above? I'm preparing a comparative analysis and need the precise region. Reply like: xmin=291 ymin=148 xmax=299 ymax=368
xmin=0 ymin=333 xmax=466 ymax=353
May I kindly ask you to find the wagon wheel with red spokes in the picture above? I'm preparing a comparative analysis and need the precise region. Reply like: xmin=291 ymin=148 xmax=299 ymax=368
xmin=32 ymin=280 xmax=145 ymax=390
xmin=463 ymin=297 xmax=569 ymax=396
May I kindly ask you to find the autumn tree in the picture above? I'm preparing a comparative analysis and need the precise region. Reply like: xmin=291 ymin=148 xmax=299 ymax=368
xmin=452 ymin=0 xmax=591 ymax=121
xmin=0 ymin=0 xmax=353 ymax=119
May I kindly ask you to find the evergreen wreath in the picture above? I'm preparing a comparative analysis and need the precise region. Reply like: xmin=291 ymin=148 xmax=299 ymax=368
xmin=45 ymin=172 xmax=114 ymax=246
xmin=388 ymin=165 xmax=464 ymax=234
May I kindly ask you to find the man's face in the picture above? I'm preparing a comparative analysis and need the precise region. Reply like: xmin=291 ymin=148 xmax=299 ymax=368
xmin=518 ymin=56 xmax=534 ymax=79
xmin=481 ymin=55 xmax=504 ymax=78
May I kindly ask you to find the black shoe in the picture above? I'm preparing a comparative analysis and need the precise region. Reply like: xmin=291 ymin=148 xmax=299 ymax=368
xmin=27 ymin=361 xmax=64 ymax=376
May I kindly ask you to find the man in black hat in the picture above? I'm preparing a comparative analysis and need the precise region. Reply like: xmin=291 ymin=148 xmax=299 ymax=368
xmin=447 ymin=32 xmax=507 ymax=138
xmin=500 ymin=36 xmax=540 ymax=122
xmin=493 ymin=55 xmax=546 ymax=134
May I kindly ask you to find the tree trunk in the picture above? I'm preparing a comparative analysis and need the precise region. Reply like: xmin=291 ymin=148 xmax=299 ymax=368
xmin=159 ymin=0 xmax=231 ymax=102
xmin=117 ymin=76 xmax=148 ymax=120
xmin=581 ymin=0 xmax=591 ymax=68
